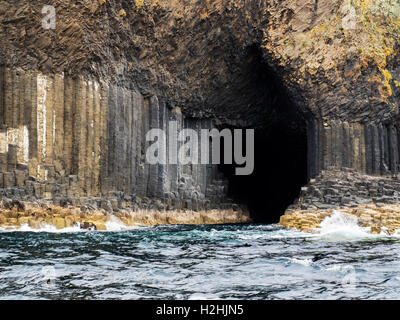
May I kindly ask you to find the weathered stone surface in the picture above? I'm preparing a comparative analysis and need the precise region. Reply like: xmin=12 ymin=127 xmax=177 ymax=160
xmin=1 ymin=1 xmax=400 ymax=124
xmin=280 ymin=202 xmax=400 ymax=235
xmin=1 ymin=1 xmax=400 ymax=225
xmin=280 ymin=168 xmax=400 ymax=234
xmin=0 ymin=67 xmax=240 ymax=218
xmin=291 ymin=168 xmax=400 ymax=211
xmin=28 ymin=218 xmax=41 ymax=229
xmin=3 ymin=172 xmax=15 ymax=188
xmin=0 ymin=201 xmax=251 ymax=230
xmin=14 ymin=170 xmax=26 ymax=187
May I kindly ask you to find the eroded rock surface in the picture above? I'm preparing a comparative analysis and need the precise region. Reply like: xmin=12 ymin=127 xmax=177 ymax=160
xmin=0 ymin=199 xmax=251 ymax=230
xmin=1 ymin=1 xmax=400 ymax=228
xmin=1 ymin=0 xmax=399 ymax=124
xmin=280 ymin=168 xmax=400 ymax=233
xmin=280 ymin=203 xmax=400 ymax=235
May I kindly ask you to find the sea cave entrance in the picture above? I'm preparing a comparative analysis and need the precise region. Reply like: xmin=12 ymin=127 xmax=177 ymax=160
xmin=216 ymin=45 xmax=308 ymax=223
xmin=218 ymin=123 xmax=308 ymax=224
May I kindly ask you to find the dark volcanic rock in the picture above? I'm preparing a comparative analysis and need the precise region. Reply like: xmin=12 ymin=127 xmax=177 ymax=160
xmin=1 ymin=0 xmax=400 ymax=218
xmin=0 ymin=1 xmax=399 ymax=126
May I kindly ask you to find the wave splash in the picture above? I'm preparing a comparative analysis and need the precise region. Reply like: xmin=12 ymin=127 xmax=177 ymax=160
xmin=314 ymin=210 xmax=399 ymax=241
xmin=0 ymin=216 xmax=143 ymax=233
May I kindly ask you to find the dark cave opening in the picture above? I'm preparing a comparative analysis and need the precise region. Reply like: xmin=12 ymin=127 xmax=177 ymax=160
xmin=218 ymin=124 xmax=308 ymax=224
xmin=217 ymin=45 xmax=308 ymax=223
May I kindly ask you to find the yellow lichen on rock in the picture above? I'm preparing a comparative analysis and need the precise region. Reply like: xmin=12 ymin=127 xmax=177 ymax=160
xmin=28 ymin=219 xmax=41 ymax=229
xmin=370 ymin=226 xmax=381 ymax=234
xmin=264 ymin=0 xmax=400 ymax=102
xmin=135 ymin=0 xmax=144 ymax=11
xmin=52 ymin=217 xmax=66 ymax=230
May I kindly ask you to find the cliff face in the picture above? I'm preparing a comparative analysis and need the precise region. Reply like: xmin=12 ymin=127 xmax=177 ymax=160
xmin=0 ymin=67 xmax=244 ymax=218
xmin=1 ymin=0 xmax=399 ymax=123
xmin=1 ymin=0 xmax=400 ymax=226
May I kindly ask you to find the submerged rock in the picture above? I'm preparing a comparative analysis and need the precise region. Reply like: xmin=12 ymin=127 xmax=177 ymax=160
xmin=80 ymin=221 xmax=97 ymax=231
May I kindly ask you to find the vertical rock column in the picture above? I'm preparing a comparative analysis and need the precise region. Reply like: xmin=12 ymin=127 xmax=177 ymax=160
xmin=307 ymin=118 xmax=400 ymax=179
xmin=0 ymin=68 xmax=107 ymax=196
xmin=0 ymin=68 xmax=35 ymax=185
xmin=0 ymin=67 xmax=230 ymax=207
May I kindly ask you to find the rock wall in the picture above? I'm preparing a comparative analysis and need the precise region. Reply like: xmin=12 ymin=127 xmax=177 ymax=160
xmin=280 ymin=116 xmax=400 ymax=234
xmin=1 ymin=0 xmax=400 ymax=228
xmin=1 ymin=0 xmax=399 ymax=126
xmin=280 ymin=168 xmax=400 ymax=234
xmin=0 ymin=67 xmax=238 ymax=215
xmin=307 ymin=118 xmax=400 ymax=179
xmin=295 ymin=168 xmax=400 ymax=211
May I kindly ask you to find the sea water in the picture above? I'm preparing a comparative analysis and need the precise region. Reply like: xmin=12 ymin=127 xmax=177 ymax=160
xmin=1 ymin=212 xmax=400 ymax=299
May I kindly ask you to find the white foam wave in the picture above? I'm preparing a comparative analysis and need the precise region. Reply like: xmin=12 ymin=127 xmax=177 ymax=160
xmin=0 ymin=216 xmax=144 ymax=233
xmin=313 ymin=210 xmax=399 ymax=241
xmin=289 ymin=258 xmax=313 ymax=266
xmin=0 ymin=223 xmax=82 ymax=233
xmin=104 ymin=216 xmax=142 ymax=232
xmin=188 ymin=293 xmax=219 ymax=300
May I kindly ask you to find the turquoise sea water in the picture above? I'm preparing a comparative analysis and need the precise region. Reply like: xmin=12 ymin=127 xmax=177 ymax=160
xmin=1 ymin=212 xmax=400 ymax=300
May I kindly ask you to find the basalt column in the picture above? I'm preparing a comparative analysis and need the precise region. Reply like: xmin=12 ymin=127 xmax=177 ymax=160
xmin=307 ymin=118 xmax=400 ymax=179
xmin=0 ymin=68 xmax=109 ymax=198
xmin=0 ymin=68 xmax=238 ymax=214
xmin=278 ymin=118 xmax=400 ymax=231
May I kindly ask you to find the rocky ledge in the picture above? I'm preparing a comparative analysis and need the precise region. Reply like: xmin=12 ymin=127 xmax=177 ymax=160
xmin=279 ymin=168 xmax=400 ymax=234
xmin=0 ymin=199 xmax=251 ymax=231
xmin=1 ymin=1 xmax=400 ymax=225
xmin=280 ymin=203 xmax=400 ymax=235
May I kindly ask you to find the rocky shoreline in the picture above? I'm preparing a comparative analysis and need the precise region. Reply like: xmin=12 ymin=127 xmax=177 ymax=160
xmin=279 ymin=203 xmax=400 ymax=235
xmin=0 ymin=199 xmax=251 ymax=231
xmin=279 ymin=168 xmax=400 ymax=234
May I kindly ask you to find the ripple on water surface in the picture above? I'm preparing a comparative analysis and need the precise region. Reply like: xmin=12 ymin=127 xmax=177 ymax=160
xmin=1 ymin=212 xmax=400 ymax=299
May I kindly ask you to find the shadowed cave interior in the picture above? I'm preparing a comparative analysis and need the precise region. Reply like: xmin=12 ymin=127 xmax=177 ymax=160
xmin=216 ymin=45 xmax=308 ymax=223
xmin=218 ymin=124 xmax=308 ymax=224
